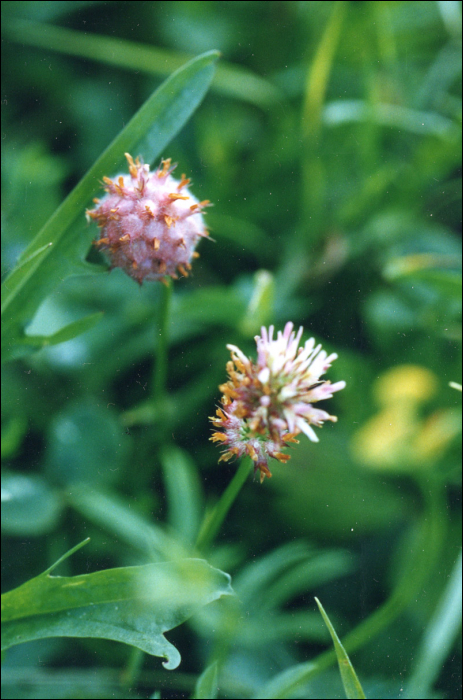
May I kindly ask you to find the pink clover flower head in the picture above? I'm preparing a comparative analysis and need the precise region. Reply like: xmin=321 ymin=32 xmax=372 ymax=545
xmin=210 ymin=322 xmax=346 ymax=482
xmin=86 ymin=153 xmax=210 ymax=284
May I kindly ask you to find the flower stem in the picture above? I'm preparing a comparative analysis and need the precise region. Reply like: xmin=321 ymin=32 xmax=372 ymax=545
xmin=153 ymin=277 xmax=172 ymax=408
xmin=196 ymin=458 xmax=253 ymax=552
xmin=121 ymin=280 xmax=172 ymax=689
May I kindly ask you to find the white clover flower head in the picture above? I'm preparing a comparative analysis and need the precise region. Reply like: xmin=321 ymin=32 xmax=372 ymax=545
xmin=210 ymin=322 xmax=346 ymax=482
xmin=86 ymin=153 xmax=210 ymax=284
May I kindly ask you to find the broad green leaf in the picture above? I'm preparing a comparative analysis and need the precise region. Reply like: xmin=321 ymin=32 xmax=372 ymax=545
xmin=160 ymin=446 xmax=203 ymax=547
xmin=1 ymin=472 xmax=62 ymax=536
xmin=6 ymin=20 xmax=283 ymax=109
xmin=1 ymin=50 xmax=219 ymax=361
xmin=1 ymin=542 xmax=233 ymax=670
xmin=193 ymin=661 xmax=219 ymax=699
xmin=315 ymin=597 xmax=366 ymax=700
xmin=22 ymin=312 xmax=104 ymax=348
xmin=45 ymin=400 xmax=127 ymax=487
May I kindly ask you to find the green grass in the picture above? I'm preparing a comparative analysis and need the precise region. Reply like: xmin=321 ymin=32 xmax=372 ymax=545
xmin=1 ymin=2 xmax=461 ymax=699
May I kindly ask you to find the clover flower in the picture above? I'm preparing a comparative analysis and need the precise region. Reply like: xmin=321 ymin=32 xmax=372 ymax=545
xmin=86 ymin=153 xmax=210 ymax=284
xmin=210 ymin=322 xmax=346 ymax=482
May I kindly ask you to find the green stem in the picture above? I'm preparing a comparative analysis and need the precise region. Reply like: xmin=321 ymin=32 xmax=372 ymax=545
xmin=121 ymin=280 xmax=172 ymax=690
xmin=196 ymin=458 xmax=253 ymax=552
xmin=152 ymin=278 xmax=172 ymax=407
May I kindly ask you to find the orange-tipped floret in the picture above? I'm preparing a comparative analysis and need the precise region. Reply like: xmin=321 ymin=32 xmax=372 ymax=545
xmin=86 ymin=154 xmax=210 ymax=284
xmin=210 ymin=323 xmax=346 ymax=482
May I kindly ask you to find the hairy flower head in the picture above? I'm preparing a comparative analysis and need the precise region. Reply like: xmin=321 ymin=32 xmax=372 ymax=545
xmin=86 ymin=153 xmax=210 ymax=284
xmin=210 ymin=322 xmax=346 ymax=482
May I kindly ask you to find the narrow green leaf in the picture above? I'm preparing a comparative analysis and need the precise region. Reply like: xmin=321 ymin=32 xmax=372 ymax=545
xmin=323 ymin=100 xmax=458 ymax=138
xmin=67 ymin=486 xmax=188 ymax=560
xmin=240 ymin=270 xmax=274 ymax=337
xmin=404 ymin=550 xmax=462 ymax=699
xmin=233 ymin=541 xmax=313 ymax=605
xmin=382 ymin=253 xmax=461 ymax=282
xmin=300 ymin=0 xmax=346 ymax=234
xmin=22 ymin=312 xmax=104 ymax=348
xmin=1 ymin=242 xmax=53 ymax=303
xmin=238 ymin=611 xmax=329 ymax=646
xmin=302 ymin=0 xmax=346 ymax=137
xmin=254 ymin=661 xmax=317 ymax=700
xmin=261 ymin=551 xmax=355 ymax=613
xmin=6 ymin=20 xmax=282 ymax=109
xmin=160 ymin=446 xmax=203 ymax=546
xmin=1 ymin=551 xmax=232 ymax=670
xmin=1 ymin=50 xmax=219 ymax=358
xmin=315 ymin=597 xmax=366 ymax=699
xmin=43 ymin=538 xmax=91 ymax=575
xmin=193 ymin=661 xmax=219 ymax=699
xmin=1 ymin=242 xmax=53 ymax=324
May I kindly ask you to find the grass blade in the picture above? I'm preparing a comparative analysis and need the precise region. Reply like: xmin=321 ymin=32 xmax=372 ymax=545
xmin=315 ymin=597 xmax=366 ymax=699
xmin=193 ymin=661 xmax=219 ymax=699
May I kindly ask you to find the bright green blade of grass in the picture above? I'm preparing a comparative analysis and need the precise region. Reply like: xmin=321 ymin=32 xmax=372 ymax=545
xmin=193 ymin=661 xmax=219 ymax=699
xmin=315 ymin=597 xmax=366 ymax=699
xmin=1 ymin=50 xmax=219 ymax=361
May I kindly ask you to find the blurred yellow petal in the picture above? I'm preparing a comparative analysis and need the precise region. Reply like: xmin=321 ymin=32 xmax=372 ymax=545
xmin=414 ymin=409 xmax=462 ymax=463
xmin=351 ymin=405 xmax=418 ymax=470
xmin=374 ymin=365 xmax=438 ymax=406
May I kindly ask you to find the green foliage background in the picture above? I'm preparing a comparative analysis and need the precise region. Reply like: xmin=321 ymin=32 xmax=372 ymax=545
xmin=1 ymin=1 xmax=461 ymax=698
